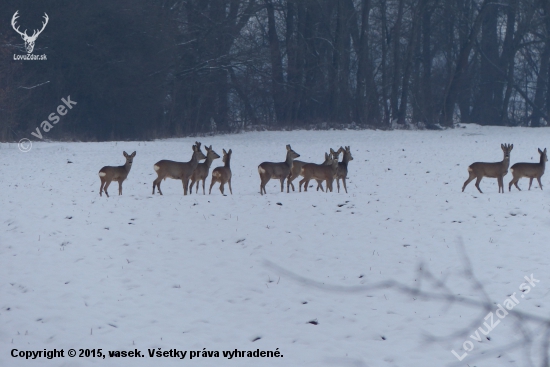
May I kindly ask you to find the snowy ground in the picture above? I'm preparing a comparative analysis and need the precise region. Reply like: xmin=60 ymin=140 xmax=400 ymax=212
xmin=1 ymin=125 xmax=550 ymax=367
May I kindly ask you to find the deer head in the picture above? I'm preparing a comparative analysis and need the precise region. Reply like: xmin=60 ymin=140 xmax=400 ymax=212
xmin=11 ymin=11 xmax=49 ymax=54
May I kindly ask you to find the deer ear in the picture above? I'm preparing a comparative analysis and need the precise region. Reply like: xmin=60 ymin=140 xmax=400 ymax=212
xmin=539 ymin=148 xmax=543 ymax=154
xmin=545 ymin=148 xmax=547 ymax=153
xmin=131 ymin=151 xmax=136 ymax=157
xmin=123 ymin=151 xmax=128 ymax=157
xmin=286 ymin=144 xmax=291 ymax=150
xmin=510 ymin=144 xmax=513 ymax=150
xmin=501 ymin=144 xmax=504 ymax=150
xmin=223 ymin=149 xmax=227 ymax=155
xmin=228 ymin=149 xmax=232 ymax=155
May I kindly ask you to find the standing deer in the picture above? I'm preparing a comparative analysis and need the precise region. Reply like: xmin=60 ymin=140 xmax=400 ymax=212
xmin=462 ymin=143 xmax=513 ymax=193
xmin=258 ymin=145 xmax=300 ymax=195
xmin=189 ymin=145 xmax=220 ymax=194
xmin=335 ymin=146 xmax=354 ymax=193
xmin=287 ymin=151 xmax=334 ymax=193
xmin=299 ymin=150 xmax=340 ymax=192
xmin=98 ymin=151 xmax=136 ymax=197
xmin=209 ymin=149 xmax=233 ymax=195
xmin=152 ymin=142 xmax=206 ymax=195
xmin=508 ymin=148 xmax=548 ymax=191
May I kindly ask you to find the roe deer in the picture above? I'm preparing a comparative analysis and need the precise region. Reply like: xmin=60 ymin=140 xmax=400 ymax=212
xmin=508 ymin=148 xmax=548 ymax=191
xmin=258 ymin=144 xmax=300 ymax=195
xmin=335 ymin=146 xmax=354 ymax=193
xmin=209 ymin=149 xmax=233 ymax=195
xmin=98 ymin=151 xmax=136 ymax=197
xmin=462 ymin=143 xmax=513 ymax=193
xmin=152 ymin=142 xmax=206 ymax=195
xmin=189 ymin=145 xmax=220 ymax=194
xmin=299 ymin=149 xmax=340 ymax=192
xmin=287 ymin=152 xmax=333 ymax=193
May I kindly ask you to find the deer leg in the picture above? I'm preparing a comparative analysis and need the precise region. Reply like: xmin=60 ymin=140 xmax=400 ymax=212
xmin=280 ymin=178 xmax=285 ymax=192
xmin=316 ymin=179 xmax=324 ymax=191
xmin=336 ymin=178 xmax=341 ymax=193
xmin=209 ymin=179 xmax=215 ymax=194
xmin=100 ymin=178 xmax=105 ymax=197
xmin=118 ymin=181 xmax=123 ymax=195
xmin=509 ymin=176 xmax=520 ymax=191
xmin=462 ymin=172 xmax=475 ymax=192
xmin=104 ymin=181 xmax=112 ymax=198
xmin=220 ymin=183 xmax=225 ymax=195
xmin=196 ymin=180 xmax=200 ymax=194
xmin=298 ymin=178 xmax=305 ymax=192
xmin=537 ymin=177 xmax=543 ymax=190
xmin=474 ymin=176 xmax=483 ymax=193
xmin=286 ymin=174 xmax=294 ymax=193
xmin=326 ymin=179 xmax=332 ymax=193
xmin=498 ymin=177 xmax=504 ymax=193
xmin=153 ymin=177 xmax=162 ymax=195
xmin=229 ymin=179 xmax=233 ymax=195
xmin=527 ymin=178 xmax=533 ymax=190
xmin=342 ymin=178 xmax=348 ymax=193
xmin=183 ymin=179 xmax=189 ymax=195
xmin=157 ymin=180 xmax=163 ymax=195
xmin=260 ymin=177 xmax=268 ymax=195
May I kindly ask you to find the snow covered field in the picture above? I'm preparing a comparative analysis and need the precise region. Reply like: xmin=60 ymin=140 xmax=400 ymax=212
xmin=1 ymin=125 xmax=550 ymax=367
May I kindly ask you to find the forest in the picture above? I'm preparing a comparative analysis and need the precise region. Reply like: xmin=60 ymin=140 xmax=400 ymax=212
xmin=1 ymin=0 xmax=549 ymax=141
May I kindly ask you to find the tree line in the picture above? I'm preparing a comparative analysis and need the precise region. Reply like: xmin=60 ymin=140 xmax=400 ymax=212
xmin=1 ymin=0 xmax=549 ymax=141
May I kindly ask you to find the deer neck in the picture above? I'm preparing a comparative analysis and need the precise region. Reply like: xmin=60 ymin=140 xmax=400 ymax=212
xmin=342 ymin=155 xmax=350 ymax=168
xmin=225 ymin=157 xmax=231 ymax=169
xmin=502 ymin=155 xmax=510 ymax=170
xmin=285 ymin=153 xmax=295 ymax=167
xmin=124 ymin=162 xmax=132 ymax=173
xmin=189 ymin=152 xmax=200 ymax=169
xmin=205 ymin=156 xmax=215 ymax=169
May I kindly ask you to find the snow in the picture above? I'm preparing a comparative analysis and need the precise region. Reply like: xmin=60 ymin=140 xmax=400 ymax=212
xmin=1 ymin=125 xmax=549 ymax=366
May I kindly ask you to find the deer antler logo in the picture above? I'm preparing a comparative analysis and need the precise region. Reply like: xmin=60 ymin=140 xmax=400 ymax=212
xmin=11 ymin=11 xmax=49 ymax=54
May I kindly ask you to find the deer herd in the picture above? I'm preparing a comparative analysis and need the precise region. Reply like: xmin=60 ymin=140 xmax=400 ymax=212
xmin=97 ymin=140 xmax=547 ymax=197
xmin=98 ymin=142 xmax=352 ymax=197
xmin=462 ymin=144 xmax=548 ymax=193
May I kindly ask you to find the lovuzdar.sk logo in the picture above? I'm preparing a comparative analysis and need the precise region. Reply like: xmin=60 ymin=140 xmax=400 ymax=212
xmin=11 ymin=10 xmax=48 ymax=60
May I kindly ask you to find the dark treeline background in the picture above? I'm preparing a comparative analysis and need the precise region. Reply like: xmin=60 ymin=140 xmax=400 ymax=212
xmin=1 ymin=0 xmax=550 ymax=141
